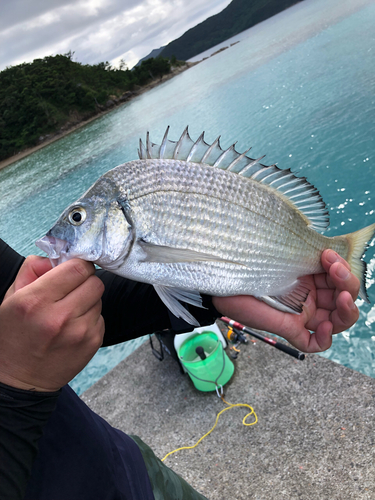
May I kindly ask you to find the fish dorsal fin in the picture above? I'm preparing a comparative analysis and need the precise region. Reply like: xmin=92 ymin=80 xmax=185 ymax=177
xmin=138 ymin=127 xmax=330 ymax=231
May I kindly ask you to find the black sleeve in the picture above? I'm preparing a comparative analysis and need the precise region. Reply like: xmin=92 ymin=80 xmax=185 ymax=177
xmin=0 ymin=383 xmax=60 ymax=500
xmin=97 ymin=270 xmax=221 ymax=347
xmin=0 ymin=239 xmax=25 ymax=303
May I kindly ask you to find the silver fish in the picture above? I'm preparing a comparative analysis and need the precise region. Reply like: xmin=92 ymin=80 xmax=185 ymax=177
xmin=36 ymin=127 xmax=375 ymax=325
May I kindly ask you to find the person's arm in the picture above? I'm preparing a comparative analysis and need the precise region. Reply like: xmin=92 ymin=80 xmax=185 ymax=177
xmin=0 ymin=247 xmax=105 ymax=500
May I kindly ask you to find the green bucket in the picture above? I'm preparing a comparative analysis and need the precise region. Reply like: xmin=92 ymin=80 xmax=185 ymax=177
xmin=177 ymin=331 xmax=234 ymax=392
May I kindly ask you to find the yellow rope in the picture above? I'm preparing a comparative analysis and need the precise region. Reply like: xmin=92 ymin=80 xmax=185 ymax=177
xmin=161 ymin=396 xmax=257 ymax=462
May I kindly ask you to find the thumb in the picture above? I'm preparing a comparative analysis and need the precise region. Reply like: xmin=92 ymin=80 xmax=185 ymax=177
xmin=12 ymin=256 xmax=53 ymax=293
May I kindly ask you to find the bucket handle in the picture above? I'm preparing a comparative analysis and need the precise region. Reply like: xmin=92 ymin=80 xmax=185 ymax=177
xmin=215 ymin=385 xmax=223 ymax=398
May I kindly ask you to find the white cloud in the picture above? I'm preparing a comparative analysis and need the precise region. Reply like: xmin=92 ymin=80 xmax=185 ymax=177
xmin=0 ymin=0 xmax=231 ymax=70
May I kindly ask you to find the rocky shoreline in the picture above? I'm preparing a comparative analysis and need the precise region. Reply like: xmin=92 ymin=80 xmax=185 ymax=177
xmin=0 ymin=62 xmax=197 ymax=172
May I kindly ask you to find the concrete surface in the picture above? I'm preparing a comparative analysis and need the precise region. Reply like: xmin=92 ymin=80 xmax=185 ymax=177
xmin=82 ymin=322 xmax=375 ymax=500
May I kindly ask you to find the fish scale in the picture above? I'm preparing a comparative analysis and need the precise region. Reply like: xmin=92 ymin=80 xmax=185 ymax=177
xmin=36 ymin=127 xmax=375 ymax=325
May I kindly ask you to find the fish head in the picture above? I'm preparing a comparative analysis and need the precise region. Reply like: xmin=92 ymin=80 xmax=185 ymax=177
xmin=36 ymin=179 xmax=133 ymax=269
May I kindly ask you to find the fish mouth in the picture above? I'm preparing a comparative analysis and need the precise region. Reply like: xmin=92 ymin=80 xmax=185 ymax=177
xmin=35 ymin=235 xmax=70 ymax=268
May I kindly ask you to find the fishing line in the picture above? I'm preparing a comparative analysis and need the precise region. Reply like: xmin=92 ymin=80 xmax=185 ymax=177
xmin=161 ymin=394 xmax=258 ymax=462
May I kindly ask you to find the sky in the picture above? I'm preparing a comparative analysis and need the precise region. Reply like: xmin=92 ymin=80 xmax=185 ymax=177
xmin=0 ymin=0 xmax=231 ymax=71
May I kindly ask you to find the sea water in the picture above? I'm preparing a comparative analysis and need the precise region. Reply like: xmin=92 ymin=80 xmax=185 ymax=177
xmin=0 ymin=0 xmax=374 ymax=394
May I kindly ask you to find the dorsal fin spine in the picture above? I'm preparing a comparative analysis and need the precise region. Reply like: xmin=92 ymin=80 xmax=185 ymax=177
xmin=228 ymin=147 xmax=252 ymax=171
xmin=138 ymin=139 xmax=146 ymax=159
xmin=201 ymin=136 xmax=220 ymax=163
xmin=259 ymin=170 xmax=282 ymax=183
xmin=269 ymin=172 xmax=295 ymax=186
xmin=146 ymin=132 xmax=152 ymax=159
xmin=186 ymin=132 xmax=205 ymax=162
xmin=213 ymin=143 xmax=237 ymax=168
xmin=160 ymin=126 xmax=170 ymax=159
xmin=247 ymin=162 xmax=268 ymax=179
xmin=237 ymin=156 xmax=266 ymax=176
xmin=173 ymin=126 xmax=189 ymax=159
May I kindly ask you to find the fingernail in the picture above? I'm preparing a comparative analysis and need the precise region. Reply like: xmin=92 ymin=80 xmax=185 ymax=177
xmin=326 ymin=250 xmax=339 ymax=264
xmin=336 ymin=264 xmax=350 ymax=280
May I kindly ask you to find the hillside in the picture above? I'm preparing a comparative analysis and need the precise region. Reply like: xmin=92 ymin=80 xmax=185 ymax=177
xmin=0 ymin=52 xmax=171 ymax=161
xmin=160 ymin=0 xmax=302 ymax=61
xmin=136 ymin=46 xmax=166 ymax=67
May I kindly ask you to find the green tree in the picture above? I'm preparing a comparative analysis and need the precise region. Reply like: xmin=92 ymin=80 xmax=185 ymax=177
xmin=0 ymin=53 xmax=171 ymax=161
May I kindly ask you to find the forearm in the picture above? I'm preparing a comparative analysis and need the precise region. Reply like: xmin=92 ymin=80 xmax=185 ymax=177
xmin=0 ymin=383 xmax=60 ymax=499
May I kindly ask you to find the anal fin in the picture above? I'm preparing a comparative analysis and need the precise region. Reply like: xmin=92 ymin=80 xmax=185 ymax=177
xmin=261 ymin=280 xmax=310 ymax=314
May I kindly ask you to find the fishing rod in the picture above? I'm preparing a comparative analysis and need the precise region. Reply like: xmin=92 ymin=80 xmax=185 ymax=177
xmin=221 ymin=317 xmax=305 ymax=361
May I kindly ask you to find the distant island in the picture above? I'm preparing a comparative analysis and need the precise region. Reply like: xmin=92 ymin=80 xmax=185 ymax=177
xmin=0 ymin=53 xmax=184 ymax=164
xmin=158 ymin=0 xmax=303 ymax=62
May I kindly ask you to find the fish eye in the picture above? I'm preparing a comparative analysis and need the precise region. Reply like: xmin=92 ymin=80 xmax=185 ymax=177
xmin=68 ymin=207 xmax=86 ymax=226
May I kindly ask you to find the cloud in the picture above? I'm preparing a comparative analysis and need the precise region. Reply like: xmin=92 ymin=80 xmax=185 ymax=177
xmin=0 ymin=0 xmax=230 ymax=70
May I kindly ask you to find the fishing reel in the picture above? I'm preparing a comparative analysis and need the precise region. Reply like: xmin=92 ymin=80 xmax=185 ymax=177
xmin=226 ymin=326 xmax=249 ymax=359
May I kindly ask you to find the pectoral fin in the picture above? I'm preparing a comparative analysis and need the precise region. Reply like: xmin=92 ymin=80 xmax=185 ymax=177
xmin=154 ymin=285 xmax=204 ymax=326
xmin=140 ymin=241 xmax=234 ymax=265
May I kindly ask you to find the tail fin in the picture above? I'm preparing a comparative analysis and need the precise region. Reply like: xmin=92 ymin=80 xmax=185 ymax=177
xmin=345 ymin=223 xmax=375 ymax=302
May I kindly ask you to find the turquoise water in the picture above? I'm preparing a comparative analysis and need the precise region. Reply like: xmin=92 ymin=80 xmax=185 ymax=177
xmin=1 ymin=0 xmax=374 ymax=393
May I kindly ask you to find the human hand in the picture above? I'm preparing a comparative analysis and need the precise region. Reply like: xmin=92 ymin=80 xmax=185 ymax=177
xmin=0 ymin=256 xmax=105 ymax=392
xmin=212 ymin=250 xmax=360 ymax=353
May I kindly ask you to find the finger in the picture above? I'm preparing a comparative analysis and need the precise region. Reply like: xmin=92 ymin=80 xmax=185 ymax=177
xmin=328 ymin=262 xmax=360 ymax=302
xmin=318 ymin=249 xmax=347 ymax=291
xmin=274 ymin=319 xmax=333 ymax=353
xmin=305 ymin=300 xmax=332 ymax=331
xmin=330 ymin=291 xmax=359 ymax=334
xmin=63 ymin=306 xmax=105 ymax=354
xmin=259 ymin=293 xmax=332 ymax=353
xmin=31 ymin=259 xmax=97 ymax=302
xmin=13 ymin=256 xmax=53 ymax=292
xmin=282 ymin=296 xmax=333 ymax=353
xmin=59 ymin=275 xmax=105 ymax=319
xmin=307 ymin=321 xmax=334 ymax=351
xmin=313 ymin=271 xmax=333 ymax=291
xmin=321 ymin=249 xmax=351 ymax=274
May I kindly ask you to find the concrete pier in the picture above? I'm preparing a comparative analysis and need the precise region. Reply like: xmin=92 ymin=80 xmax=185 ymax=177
xmin=82 ymin=323 xmax=375 ymax=499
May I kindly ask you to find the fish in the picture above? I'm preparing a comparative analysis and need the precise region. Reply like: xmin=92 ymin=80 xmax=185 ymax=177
xmin=36 ymin=127 xmax=375 ymax=326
